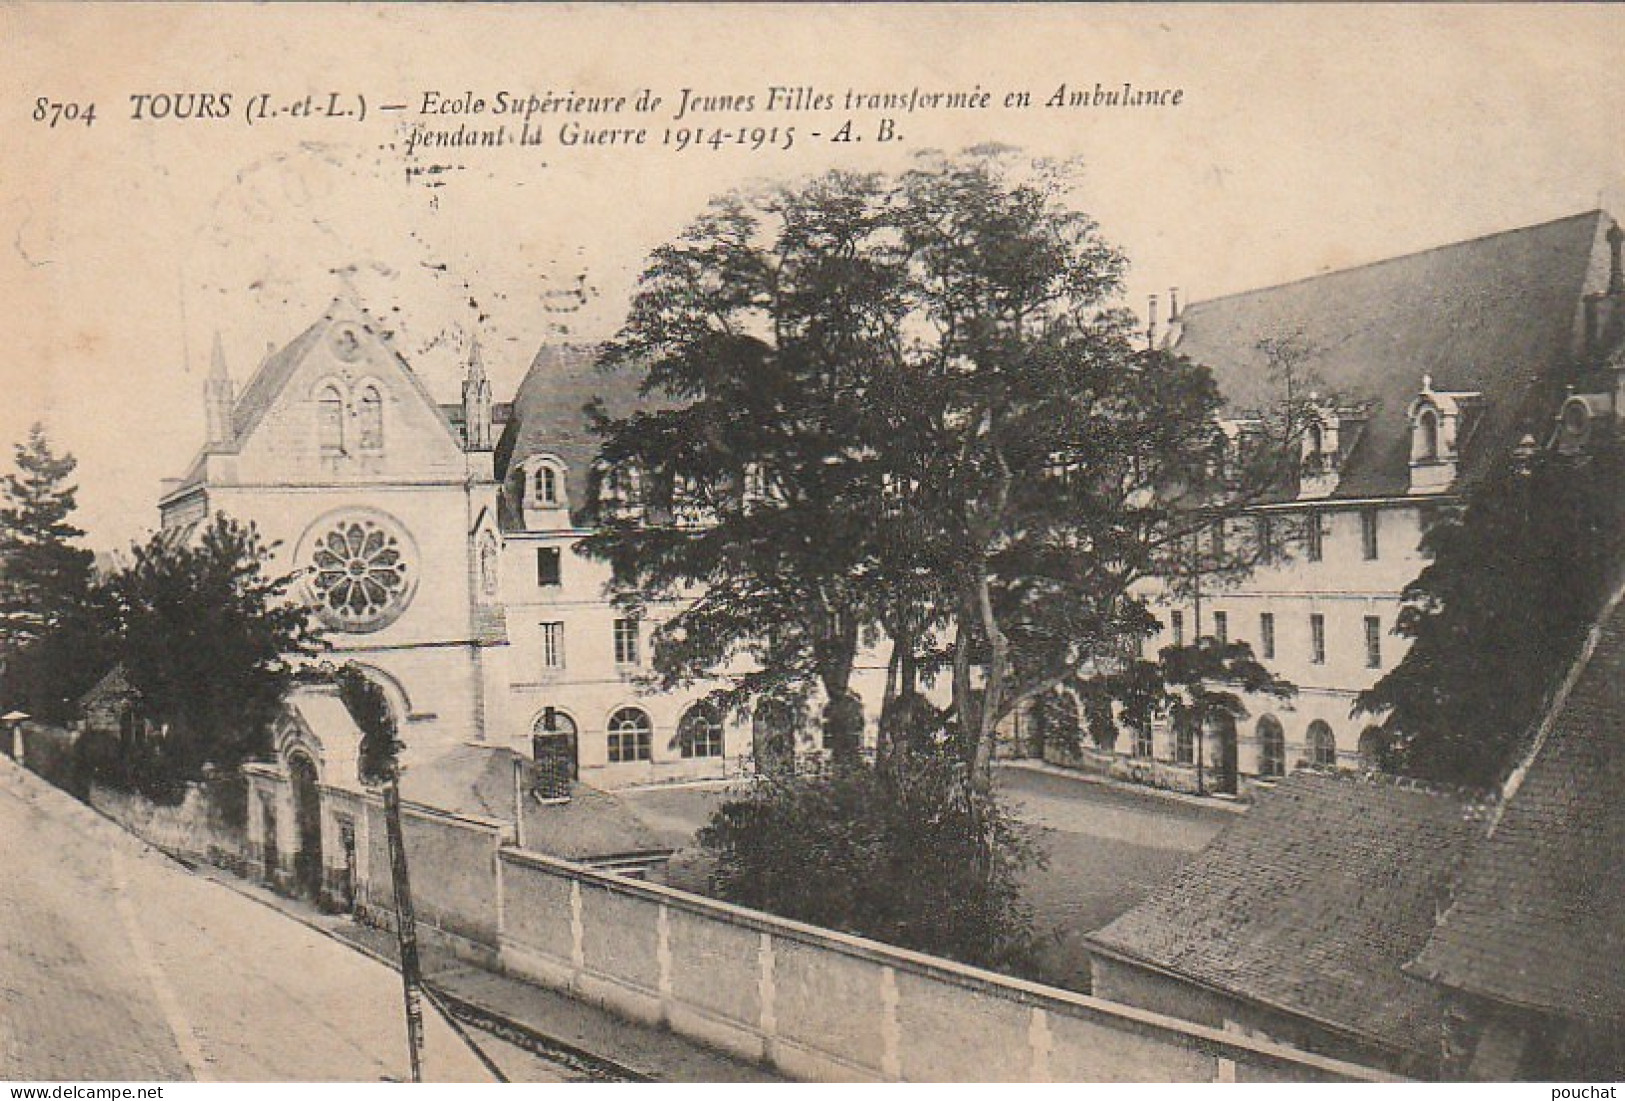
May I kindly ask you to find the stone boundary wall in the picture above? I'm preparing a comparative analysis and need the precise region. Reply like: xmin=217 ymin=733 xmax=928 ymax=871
xmin=493 ymin=846 xmax=1397 ymax=1083
xmin=88 ymin=781 xmax=247 ymax=873
xmin=218 ymin=766 xmax=1398 ymax=1082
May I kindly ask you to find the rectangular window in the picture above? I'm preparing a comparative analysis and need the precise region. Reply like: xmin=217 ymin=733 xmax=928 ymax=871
xmin=539 ymin=622 xmax=564 ymax=669
xmin=1133 ymin=724 xmax=1154 ymax=759
xmin=613 ymin=618 xmax=641 ymax=666
xmin=1361 ymin=509 xmax=1380 ymax=561
xmin=1310 ymin=613 xmax=1326 ymax=665
xmin=1260 ymin=612 xmax=1276 ymax=660
xmin=1175 ymin=721 xmax=1196 ymax=766
xmin=1305 ymin=512 xmax=1323 ymax=562
xmin=1213 ymin=610 xmax=1228 ymax=645
xmin=608 ymin=727 xmax=652 ymax=763
xmin=1211 ymin=520 xmax=1226 ymax=560
xmin=1255 ymin=515 xmax=1274 ymax=559
xmin=1170 ymin=610 xmax=1185 ymax=647
xmin=536 ymin=547 xmax=562 ymax=587
xmin=1365 ymin=615 xmax=1382 ymax=669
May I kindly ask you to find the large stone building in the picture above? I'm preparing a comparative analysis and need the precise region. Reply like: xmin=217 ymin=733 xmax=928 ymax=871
xmin=158 ymin=299 xmax=891 ymax=808
xmin=159 ymin=209 xmax=1625 ymax=829
xmin=1053 ymin=209 xmax=1625 ymax=796
xmin=1088 ymin=565 xmax=1625 ymax=1080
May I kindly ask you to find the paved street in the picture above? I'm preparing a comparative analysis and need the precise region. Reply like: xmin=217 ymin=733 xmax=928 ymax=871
xmin=0 ymin=759 xmax=538 ymax=1082
xmin=617 ymin=763 xmax=1235 ymax=991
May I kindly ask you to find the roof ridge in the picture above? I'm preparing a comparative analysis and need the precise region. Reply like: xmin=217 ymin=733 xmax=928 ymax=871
xmin=1184 ymin=209 xmax=1610 ymax=313
xmin=1297 ymin=766 xmax=1492 ymax=806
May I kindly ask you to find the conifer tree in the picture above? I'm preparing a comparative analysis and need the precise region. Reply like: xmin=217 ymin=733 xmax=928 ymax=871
xmin=0 ymin=423 xmax=94 ymax=657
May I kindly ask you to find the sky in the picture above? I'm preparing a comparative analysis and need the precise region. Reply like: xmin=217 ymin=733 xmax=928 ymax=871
xmin=5 ymin=3 xmax=1625 ymax=550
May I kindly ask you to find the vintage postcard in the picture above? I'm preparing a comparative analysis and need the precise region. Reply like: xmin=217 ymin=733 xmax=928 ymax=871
xmin=3 ymin=2 xmax=1623 ymax=1088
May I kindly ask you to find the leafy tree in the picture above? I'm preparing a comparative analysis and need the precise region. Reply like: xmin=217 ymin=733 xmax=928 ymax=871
xmin=699 ymin=746 xmax=1043 ymax=972
xmin=1101 ymin=638 xmax=1294 ymax=790
xmin=588 ymin=153 xmax=1281 ymax=790
xmin=0 ymin=424 xmax=100 ymax=715
xmin=1356 ymin=438 xmax=1625 ymax=788
xmin=583 ymin=170 xmax=907 ymax=763
xmin=888 ymin=152 xmax=1277 ymax=793
xmin=336 ymin=662 xmax=403 ymax=787
xmin=335 ymin=661 xmax=426 ymax=1079
xmin=94 ymin=513 xmax=321 ymax=797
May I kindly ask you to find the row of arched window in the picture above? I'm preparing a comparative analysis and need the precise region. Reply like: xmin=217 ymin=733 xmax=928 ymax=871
xmin=1133 ymin=713 xmax=1377 ymax=777
xmin=532 ymin=702 xmax=727 ymax=765
xmin=316 ymin=380 xmax=384 ymax=454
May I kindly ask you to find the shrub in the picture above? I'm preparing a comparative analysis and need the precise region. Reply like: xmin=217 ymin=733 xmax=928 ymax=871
xmin=699 ymin=748 xmax=1044 ymax=974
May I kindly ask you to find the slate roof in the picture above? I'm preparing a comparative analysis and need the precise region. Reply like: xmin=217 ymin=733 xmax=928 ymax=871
xmin=493 ymin=344 xmax=652 ymax=530
xmin=228 ymin=319 xmax=328 ymax=444
xmin=1407 ymin=585 xmax=1625 ymax=1022
xmin=403 ymin=743 xmax=665 ymax=861
xmin=1172 ymin=210 xmax=1616 ymax=500
xmin=1087 ymin=770 xmax=1491 ymax=1061
xmin=167 ymin=300 xmax=467 ymax=498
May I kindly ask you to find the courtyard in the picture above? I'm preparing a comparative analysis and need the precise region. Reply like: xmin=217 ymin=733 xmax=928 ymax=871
xmin=615 ymin=762 xmax=1236 ymax=992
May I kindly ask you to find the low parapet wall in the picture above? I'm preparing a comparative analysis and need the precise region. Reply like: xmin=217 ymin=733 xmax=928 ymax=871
xmin=494 ymin=846 xmax=1398 ymax=1083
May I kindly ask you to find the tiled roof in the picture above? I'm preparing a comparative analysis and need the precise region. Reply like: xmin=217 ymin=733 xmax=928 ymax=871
xmin=1172 ymin=211 xmax=1615 ymax=500
xmin=493 ymin=344 xmax=652 ymax=529
xmin=1407 ymin=585 xmax=1625 ymax=1021
xmin=1087 ymin=770 xmax=1490 ymax=1060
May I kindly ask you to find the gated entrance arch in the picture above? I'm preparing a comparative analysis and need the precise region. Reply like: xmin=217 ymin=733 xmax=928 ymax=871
xmin=288 ymin=750 xmax=323 ymax=900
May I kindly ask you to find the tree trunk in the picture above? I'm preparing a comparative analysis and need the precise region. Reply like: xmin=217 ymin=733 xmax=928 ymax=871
xmin=969 ymin=573 xmax=1009 ymax=796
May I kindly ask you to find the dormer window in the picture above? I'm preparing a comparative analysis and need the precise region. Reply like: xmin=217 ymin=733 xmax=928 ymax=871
xmin=1305 ymin=421 xmax=1325 ymax=464
xmin=1407 ymin=375 xmax=1482 ymax=495
xmin=536 ymin=464 xmax=560 ymax=507
xmin=598 ymin=462 xmax=643 ymax=518
xmin=1416 ymin=408 xmax=1439 ymax=461
xmin=519 ymin=455 xmax=570 ymax=515
xmin=1297 ymin=400 xmax=1344 ymax=500
xmin=1554 ymin=393 xmax=1614 ymax=456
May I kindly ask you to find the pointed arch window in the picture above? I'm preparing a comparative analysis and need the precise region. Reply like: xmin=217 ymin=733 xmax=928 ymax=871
xmin=357 ymin=385 xmax=384 ymax=451
xmin=318 ymin=385 xmax=345 ymax=453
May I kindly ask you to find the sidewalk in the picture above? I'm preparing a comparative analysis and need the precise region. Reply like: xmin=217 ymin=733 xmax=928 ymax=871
xmin=187 ymin=862 xmax=782 ymax=1083
xmin=998 ymin=757 xmax=1252 ymax=814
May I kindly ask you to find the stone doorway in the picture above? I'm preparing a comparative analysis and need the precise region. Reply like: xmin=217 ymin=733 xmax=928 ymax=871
xmin=1209 ymin=713 xmax=1239 ymax=796
xmin=288 ymin=750 xmax=324 ymax=900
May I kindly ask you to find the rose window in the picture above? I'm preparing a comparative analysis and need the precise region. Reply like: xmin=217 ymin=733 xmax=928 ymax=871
xmin=302 ymin=512 xmax=416 ymax=632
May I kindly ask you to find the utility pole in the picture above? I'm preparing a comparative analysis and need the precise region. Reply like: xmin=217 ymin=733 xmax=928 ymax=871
xmin=1191 ymin=531 xmax=1206 ymax=797
xmin=381 ymin=774 xmax=425 ymax=1082
xmin=338 ymin=666 xmax=425 ymax=1082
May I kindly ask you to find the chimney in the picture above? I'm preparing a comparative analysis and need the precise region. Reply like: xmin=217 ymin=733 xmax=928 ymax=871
xmin=1584 ymin=222 xmax=1625 ymax=358
xmin=204 ymin=333 xmax=235 ymax=449
xmin=1146 ymin=294 xmax=1160 ymax=349
xmin=1168 ymin=287 xmax=1181 ymax=321
xmin=1611 ymin=223 xmax=1624 ymax=297
xmin=462 ymin=337 xmax=493 ymax=451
